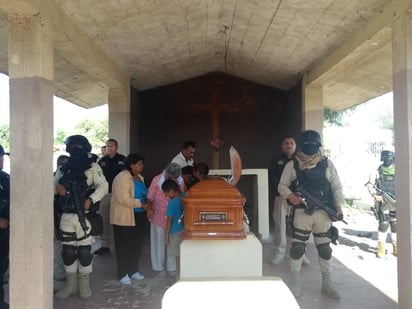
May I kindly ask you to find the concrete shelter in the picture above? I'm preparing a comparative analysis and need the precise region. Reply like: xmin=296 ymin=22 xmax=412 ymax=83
xmin=0 ymin=0 xmax=411 ymax=308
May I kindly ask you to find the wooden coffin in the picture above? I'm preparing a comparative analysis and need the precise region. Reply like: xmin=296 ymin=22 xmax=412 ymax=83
xmin=182 ymin=177 xmax=246 ymax=240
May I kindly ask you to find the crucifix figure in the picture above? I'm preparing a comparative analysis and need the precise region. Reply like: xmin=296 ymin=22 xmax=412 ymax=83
xmin=191 ymin=82 xmax=241 ymax=169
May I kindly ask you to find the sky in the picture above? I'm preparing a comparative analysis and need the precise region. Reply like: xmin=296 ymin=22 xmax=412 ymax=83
xmin=0 ymin=73 xmax=108 ymax=133
xmin=342 ymin=92 xmax=393 ymax=129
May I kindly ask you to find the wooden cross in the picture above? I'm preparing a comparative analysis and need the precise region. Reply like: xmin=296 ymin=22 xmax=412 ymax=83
xmin=191 ymin=83 xmax=242 ymax=169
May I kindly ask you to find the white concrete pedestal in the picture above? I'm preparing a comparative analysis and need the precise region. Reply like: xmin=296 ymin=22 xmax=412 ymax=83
xmin=180 ymin=232 xmax=262 ymax=278
xmin=162 ymin=277 xmax=300 ymax=309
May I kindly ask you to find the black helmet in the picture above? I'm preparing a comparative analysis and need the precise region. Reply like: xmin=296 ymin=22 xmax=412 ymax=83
xmin=64 ymin=135 xmax=92 ymax=153
xmin=299 ymin=130 xmax=322 ymax=147
xmin=380 ymin=150 xmax=395 ymax=162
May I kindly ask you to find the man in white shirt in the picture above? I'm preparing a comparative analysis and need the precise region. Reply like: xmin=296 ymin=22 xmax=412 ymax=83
xmin=171 ymin=141 xmax=196 ymax=168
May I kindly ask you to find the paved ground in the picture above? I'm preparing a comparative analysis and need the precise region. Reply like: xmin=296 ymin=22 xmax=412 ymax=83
xmin=5 ymin=207 xmax=398 ymax=308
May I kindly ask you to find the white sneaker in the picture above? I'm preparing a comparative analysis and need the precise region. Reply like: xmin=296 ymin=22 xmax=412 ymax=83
xmin=270 ymin=254 xmax=284 ymax=265
xmin=119 ymin=274 xmax=131 ymax=285
xmin=131 ymin=272 xmax=145 ymax=280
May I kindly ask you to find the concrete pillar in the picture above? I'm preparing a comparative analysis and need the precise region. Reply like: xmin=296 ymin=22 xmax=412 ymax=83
xmin=302 ymin=75 xmax=324 ymax=137
xmin=108 ymin=87 xmax=130 ymax=155
xmin=392 ymin=5 xmax=412 ymax=309
xmin=7 ymin=6 xmax=54 ymax=309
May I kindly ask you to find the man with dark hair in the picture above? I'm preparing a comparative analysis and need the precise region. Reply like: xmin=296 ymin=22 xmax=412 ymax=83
xmin=171 ymin=141 xmax=196 ymax=167
xmin=0 ymin=145 xmax=10 ymax=308
xmin=269 ymin=136 xmax=296 ymax=264
xmin=268 ymin=136 xmax=310 ymax=266
xmin=95 ymin=138 xmax=125 ymax=255
xmin=279 ymin=130 xmax=344 ymax=299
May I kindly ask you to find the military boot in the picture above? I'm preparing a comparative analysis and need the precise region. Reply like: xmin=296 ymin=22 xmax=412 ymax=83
xmin=55 ymin=272 xmax=78 ymax=299
xmin=78 ymin=273 xmax=92 ymax=300
xmin=290 ymin=271 xmax=301 ymax=297
xmin=392 ymin=241 xmax=398 ymax=257
xmin=321 ymin=272 xmax=341 ymax=299
xmin=319 ymin=257 xmax=340 ymax=299
xmin=376 ymin=241 xmax=386 ymax=258
xmin=289 ymin=258 xmax=302 ymax=297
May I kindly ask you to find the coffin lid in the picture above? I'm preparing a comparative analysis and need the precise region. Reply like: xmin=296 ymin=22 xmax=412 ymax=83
xmin=183 ymin=177 xmax=245 ymax=201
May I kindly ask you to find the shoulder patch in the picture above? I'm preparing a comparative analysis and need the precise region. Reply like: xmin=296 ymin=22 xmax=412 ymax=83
xmin=277 ymin=160 xmax=285 ymax=166
xmin=98 ymin=170 xmax=103 ymax=177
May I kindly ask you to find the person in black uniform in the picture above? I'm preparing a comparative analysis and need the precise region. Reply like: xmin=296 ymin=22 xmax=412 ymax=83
xmin=268 ymin=136 xmax=311 ymax=266
xmin=94 ymin=138 xmax=125 ymax=255
xmin=0 ymin=145 xmax=10 ymax=309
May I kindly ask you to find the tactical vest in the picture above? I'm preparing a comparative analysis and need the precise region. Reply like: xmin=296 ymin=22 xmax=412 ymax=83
xmin=58 ymin=158 xmax=93 ymax=214
xmin=378 ymin=164 xmax=395 ymax=196
xmin=293 ymin=157 xmax=334 ymax=210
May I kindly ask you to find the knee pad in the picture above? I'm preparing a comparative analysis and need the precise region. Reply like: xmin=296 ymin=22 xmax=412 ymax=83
xmin=77 ymin=245 xmax=92 ymax=266
xmin=61 ymin=245 xmax=77 ymax=266
xmin=389 ymin=221 xmax=397 ymax=233
xmin=378 ymin=221 xmax=390 ymax=232
xmin=316 ymin=243 xmax=332 ymax=260
xmin=290 ymin=242 xmax=306 ymax=260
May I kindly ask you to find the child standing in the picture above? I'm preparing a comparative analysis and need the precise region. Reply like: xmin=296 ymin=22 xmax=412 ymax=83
xmin=161 ymin=179 xmax=185 ymax=279
xmin=147 ymin=163 xmax=185 ymax=277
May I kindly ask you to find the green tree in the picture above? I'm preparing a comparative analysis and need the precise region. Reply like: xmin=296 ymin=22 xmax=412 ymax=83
xmin=0 ymin=125 xmax=10 ymax=150
xmin=54 ymin=128 xmax=67 ymax=145
xmin=376 ymin=109 xmax=394 ymax=131
xmin=324 ymin=107 xmax=355 ymax=127
xmin=74 ymin=117 xmax=108 ymax=151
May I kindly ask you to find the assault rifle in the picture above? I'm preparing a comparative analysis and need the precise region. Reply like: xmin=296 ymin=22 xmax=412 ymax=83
xmin=66 ymin=180 xmax=90 ymax=237
xmin=364 ymin=180 xmax=396 ymax=207
xmin=365 ymin=180 xmax=396 ymax=221
xmin=293 ymin=185 xmax=347 ymax=224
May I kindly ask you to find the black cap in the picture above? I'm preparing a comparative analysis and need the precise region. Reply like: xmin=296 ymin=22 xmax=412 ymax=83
xmin=0 ymin=145 xmax=9 ymax=156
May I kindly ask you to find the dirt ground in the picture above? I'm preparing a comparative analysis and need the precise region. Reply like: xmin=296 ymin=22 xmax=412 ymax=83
xmin=262 ymin=205 xmax=398 ymax=308
xmin=333 ymin=206 xmax=398 ymax=301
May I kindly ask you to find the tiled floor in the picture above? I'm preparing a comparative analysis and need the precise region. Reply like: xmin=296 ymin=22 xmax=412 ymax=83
xmin=4 ymin=208 xmax=398 ymax=309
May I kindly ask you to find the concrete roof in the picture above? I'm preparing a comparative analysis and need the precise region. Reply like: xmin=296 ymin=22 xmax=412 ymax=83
xmin=0 ymin=0 xmax=393 ymax=110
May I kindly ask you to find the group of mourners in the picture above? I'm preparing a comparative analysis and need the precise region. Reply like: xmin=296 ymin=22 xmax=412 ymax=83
xmin=53 ymin=137 xmax=207 ymax=300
